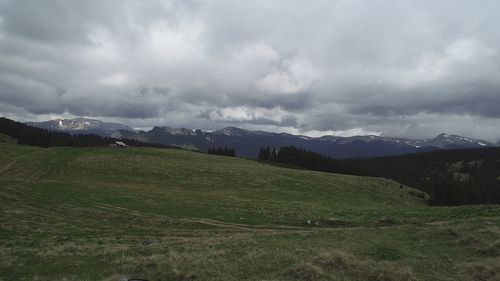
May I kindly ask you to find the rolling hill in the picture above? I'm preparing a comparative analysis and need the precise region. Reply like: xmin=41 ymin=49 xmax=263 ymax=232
xmin=258 ymin=146 xmax=500 ymax=206
xmin=1 ymin=141 xmax=499 ymax=280
xmin=0 ymin=133 xmax=16 ymax=144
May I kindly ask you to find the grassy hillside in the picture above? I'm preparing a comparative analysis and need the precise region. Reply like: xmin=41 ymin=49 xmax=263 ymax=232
xmin=0 ymin=133 xmax=16 ymax=144
xmin=259 ymin=146 xmax=500 ymax=205
xmin=0 ymin=143 xmax=499 ymax=281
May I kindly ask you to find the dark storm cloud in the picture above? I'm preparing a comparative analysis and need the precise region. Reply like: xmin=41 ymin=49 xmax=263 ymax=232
xmin=1 ymin=0 xmax=500 ymax=140
xmin=349 ymin=81 xmax=500 ymax=118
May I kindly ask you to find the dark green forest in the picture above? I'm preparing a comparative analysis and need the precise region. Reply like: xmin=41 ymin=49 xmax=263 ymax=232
xmin=207 ymin=147 xmax=236 ymax=157
xmin=258 ymin=146 xmax=500 ymax=206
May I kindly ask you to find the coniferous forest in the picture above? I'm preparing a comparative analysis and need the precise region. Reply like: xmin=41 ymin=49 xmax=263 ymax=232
xmin=258 ymin=146 xmax=500 ymax=206
xmin=207 ymin=147 xmax=236 ymax=157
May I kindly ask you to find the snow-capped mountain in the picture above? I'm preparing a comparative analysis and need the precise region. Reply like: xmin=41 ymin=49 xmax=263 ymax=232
xmin=212 ymin=127 xmax=261 ymax=137
xmin=27 ymin=118 xmax=136 ymax=137
xmin=27 ymin=118 xmax=494 ymax=158
xmin=119 ymin=126 xmax=493 ymax=158
xmin=325 ymin=133 xmax=491 ymax=149
xmin=408 ymin=133 xmax=491 ymax=148
xmin=150 ymin=126 xmax=199 ymax=136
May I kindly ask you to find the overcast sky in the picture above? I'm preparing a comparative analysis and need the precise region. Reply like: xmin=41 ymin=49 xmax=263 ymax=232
xmin=1 ymin=0 xmax=500 ymax=140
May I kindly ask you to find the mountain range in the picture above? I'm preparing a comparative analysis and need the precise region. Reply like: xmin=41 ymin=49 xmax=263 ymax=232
xmin=27 ymin=117 xmax=494 ymax=158
xmin=26 ymin=118 xmax=136 ymax=138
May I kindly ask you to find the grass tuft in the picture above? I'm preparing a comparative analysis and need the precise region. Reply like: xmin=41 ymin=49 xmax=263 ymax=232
xmin=314 ymin=251 xmax=415 ymax=281
xmin=284 ymin=262 xmax=325 ymax=281
xmin=459 ymin=258 xmax=500 ymax=281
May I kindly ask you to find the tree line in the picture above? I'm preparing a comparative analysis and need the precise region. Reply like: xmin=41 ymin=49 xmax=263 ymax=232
xmin=207 ymin=147 xmax=236 ymax=157
xmin=258 ymin=147 xmax=277 ymax=161
xmin=258 ymin=146 xmax=500 ymax=206
xmin=0 ymin=117 xmax=173 ymax=149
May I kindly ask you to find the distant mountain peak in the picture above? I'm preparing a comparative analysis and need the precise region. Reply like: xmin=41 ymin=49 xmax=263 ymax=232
xmin=151 ymin=126 xmax=173 ymax=132
xmin=436 ymin=132 xmax=450 ymax=138
xmin=425 ymin=133 xmax=491 ymax=148
xmin=151 ymin=126 xmax=197 ymax=136
xmin=27 ymin=117 xmax=494 ymax=158
xmin=27 ymin=117 xmax=136 ymax=137
xmin=213 ymin=127 xmax=253 ymax=136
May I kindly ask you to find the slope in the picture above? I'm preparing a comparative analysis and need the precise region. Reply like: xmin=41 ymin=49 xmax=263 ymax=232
xmin=0 ymin=133 xmax=16 ymax=144
xmin=0 ymin=142 xmax=426 ymax=225
xmin=260 ymin=146 xmax=500 ymax=205
xmin=1 ymin=142 xmax=499 ymax=281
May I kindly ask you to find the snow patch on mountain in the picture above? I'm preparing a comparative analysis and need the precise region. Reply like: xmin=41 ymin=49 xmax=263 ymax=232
xmin=27 ymin=118 xmax=136 ymax=136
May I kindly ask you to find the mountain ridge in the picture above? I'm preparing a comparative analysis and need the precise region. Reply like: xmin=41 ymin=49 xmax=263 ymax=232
xmin=26 ymin=117 xmax=136 ymax=137
xmin=27 ymin=117 xmax=494 ymax=158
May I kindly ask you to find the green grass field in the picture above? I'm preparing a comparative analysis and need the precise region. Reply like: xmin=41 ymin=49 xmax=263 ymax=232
xmin=0 ymin=133 xmax=16 ymax=144
xmin=0 ymin=142 xmax=499 ymax=281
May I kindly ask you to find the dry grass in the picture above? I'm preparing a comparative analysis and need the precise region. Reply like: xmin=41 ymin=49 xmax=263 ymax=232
xmin=284 ymin=251 xmax=415 ymax=281
xmin=111 ymin=251 xmax=198 ymax=281
xmin=459 ymin=258 xmax=500 ymax=281
xmin=284 ymin=262 xmax=325 ymax=281
xmin=456 ymin=226 xmax=500 ymax=257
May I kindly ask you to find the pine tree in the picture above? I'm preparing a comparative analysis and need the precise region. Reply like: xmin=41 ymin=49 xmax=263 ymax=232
xmin=271 ymin=148 xmax=277 ymax=161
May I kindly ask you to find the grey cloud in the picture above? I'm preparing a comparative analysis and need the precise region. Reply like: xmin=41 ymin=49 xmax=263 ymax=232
xmin=0 ymin=73 xmax=64 ymax=114
xmin=60 ymin=86 xmax=170 ymax=118
xmin=1 ymin=0 xmax=500 ymax=141
xmin=342 ymin=79 xmax=500 ymax=118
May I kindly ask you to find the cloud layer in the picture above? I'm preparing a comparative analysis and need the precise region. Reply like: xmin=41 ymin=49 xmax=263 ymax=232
xmin=1 ymin=0 xmax=500 ymax=140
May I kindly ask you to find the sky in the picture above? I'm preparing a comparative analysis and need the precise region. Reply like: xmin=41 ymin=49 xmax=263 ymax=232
xmin=0 ymin=0 xmax=500 ymax=141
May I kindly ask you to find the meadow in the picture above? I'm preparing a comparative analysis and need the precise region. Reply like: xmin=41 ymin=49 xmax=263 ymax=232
xmin=0 ymin=141 xmax=499 ymax=281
